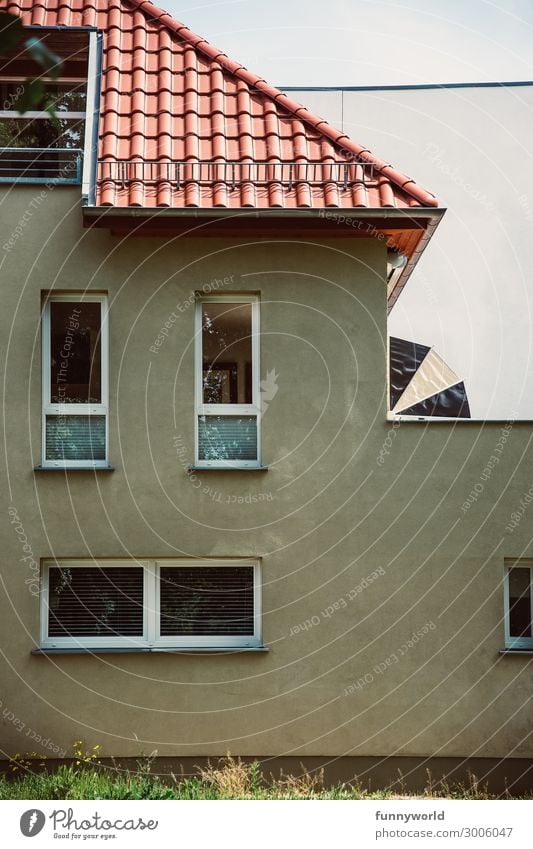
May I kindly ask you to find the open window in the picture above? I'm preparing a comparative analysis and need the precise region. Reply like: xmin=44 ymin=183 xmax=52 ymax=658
xmin=0 ymin=27 xmax=100 ymax=190
xmin=41 ymin=294 xmax=108 ymax=468
xmin=504 ymin=561 xmax=533 ymax=650
xmin=195 ymin=295 xmax=261 ymax=468
xmin=40 ymin=559 xmax=262 ymax=649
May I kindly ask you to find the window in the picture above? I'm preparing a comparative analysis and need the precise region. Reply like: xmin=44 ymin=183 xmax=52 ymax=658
xmin=40 ymin=560 xmax=262 ymax=649
xmin=0 ymin=77 xmax=87 ymax=183
xmin=42 ymin=294 xmax=108 ymax=468
xmin=195 ymin=295 xmax=261 ymax=467
xmin=504 ymin=562 xmax=533 ymax=649
xmin=0 ymin=26 xmax=100 ymax=189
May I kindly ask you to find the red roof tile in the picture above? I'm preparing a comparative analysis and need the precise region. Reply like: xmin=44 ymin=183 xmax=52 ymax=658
xmin=5 ymin=0 xmax=439 ymax=209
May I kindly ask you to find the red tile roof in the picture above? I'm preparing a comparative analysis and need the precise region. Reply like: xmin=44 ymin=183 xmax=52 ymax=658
xmin=6 ymin=0 xmax=439 ymax=210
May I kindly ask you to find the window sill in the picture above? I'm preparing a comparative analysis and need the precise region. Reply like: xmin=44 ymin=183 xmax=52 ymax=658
xmin=188 ymin=465 xmax=269 ymax=472
xmin=34 ymin=465 xmax=115 ymax=472
xmin=499 ymin=648 xmax=533 ymax=655
xmin=32 ymin=646 xmax=270 ymax=655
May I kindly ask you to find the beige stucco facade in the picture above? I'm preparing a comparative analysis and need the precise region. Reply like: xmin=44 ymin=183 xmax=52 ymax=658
xmin=0 ymin=187 xmax=531 ymax=779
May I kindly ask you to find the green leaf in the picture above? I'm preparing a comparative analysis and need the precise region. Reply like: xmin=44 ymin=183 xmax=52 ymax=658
xmin=14 ymin=78 xmax=45 ymax=114
xmin=25 ymin=37 xmax=63 ymax=79
xmin=0 ymin=11 xmax=24 ymax=54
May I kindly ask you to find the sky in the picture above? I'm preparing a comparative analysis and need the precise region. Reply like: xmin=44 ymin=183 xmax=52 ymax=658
xmin=162 ymin=0 xmax=533 ymax=87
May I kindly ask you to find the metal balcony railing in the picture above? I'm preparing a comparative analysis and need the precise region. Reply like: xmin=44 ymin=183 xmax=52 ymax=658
xmin=0 ymin=148 xmax=83 ymax=184
xmin=98 ymin=159 xmax=378 ymax=190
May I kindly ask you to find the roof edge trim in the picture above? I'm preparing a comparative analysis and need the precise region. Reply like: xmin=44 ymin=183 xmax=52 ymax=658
xmin=82 ymin=206 xmax=446 ymax=219
xmin=281 ymin=80 xmax=533 ymax=92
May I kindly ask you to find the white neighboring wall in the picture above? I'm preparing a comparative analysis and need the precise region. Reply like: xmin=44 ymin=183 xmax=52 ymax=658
xmin=283 ymin=83 xmax=533 ymax=419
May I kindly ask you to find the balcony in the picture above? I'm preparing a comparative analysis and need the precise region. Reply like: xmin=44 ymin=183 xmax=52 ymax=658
xmin=0 ymin=147 xmax=82 ymax=184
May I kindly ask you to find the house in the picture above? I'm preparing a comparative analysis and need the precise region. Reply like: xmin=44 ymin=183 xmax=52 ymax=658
xmin=0 ymin=0 xmax=531 ymax=793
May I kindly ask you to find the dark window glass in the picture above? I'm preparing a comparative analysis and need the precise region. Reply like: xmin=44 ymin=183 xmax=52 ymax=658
xmin=0 ymin=80 xmax=87 ymax=113
xmin=509 ymin=568 xmax=532 ymax=638
xmin=0 ymin=117 xmax=85 ymax=149
xmin=160 ymin=566 xmax=255 ymax=636
xmin=50 ymin=301 xmax=101 ymax=404
xmin=202 ymin=303 xmax=253 ymax=404
xmin=48 ymin=567 xmax=144 ymax=637
xmin=45 ymin=81 xmax=87 ymax=113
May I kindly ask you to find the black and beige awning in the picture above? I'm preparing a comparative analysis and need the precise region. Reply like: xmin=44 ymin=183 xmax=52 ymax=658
xmin=390 ymin=337 xmax=470 ymax=418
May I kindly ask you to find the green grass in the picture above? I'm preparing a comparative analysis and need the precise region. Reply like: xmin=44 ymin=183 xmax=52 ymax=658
xmin=0 ymin=764 xmax=353 ymax=800
xmin=0 ymin=750 xmax=527 ymax=800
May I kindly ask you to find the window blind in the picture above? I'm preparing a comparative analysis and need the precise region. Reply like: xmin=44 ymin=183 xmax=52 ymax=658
xmin=48 ymin=566 xmax=144 ymax=637
xmin=45 ymin=415 xmax=106 ymax=461
xmin=160 ymin=566 xmax=255 ymax=636
xmin=198 ymin=416 xmax=257 ymax=461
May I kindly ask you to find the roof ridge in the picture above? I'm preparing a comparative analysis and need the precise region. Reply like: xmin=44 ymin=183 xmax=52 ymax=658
xmin=125 ymin=0 xmax=438 ymax=207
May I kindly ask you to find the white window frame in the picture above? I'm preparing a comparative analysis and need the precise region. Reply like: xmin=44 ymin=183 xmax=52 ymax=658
xmin=41 ymin=293 xmax=109 ymax=469
xmin=40 ymin=559 xmax=262 ymax=650
xmin=41 ymin=560 xmax=151 ymax=650
xmin=195 ymin=294 xmax=261 ymax=468
xmin=81 ymin=31 xmax=102 ymax=200
xmin=504 ymin=560 xmax=533 ymax=650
